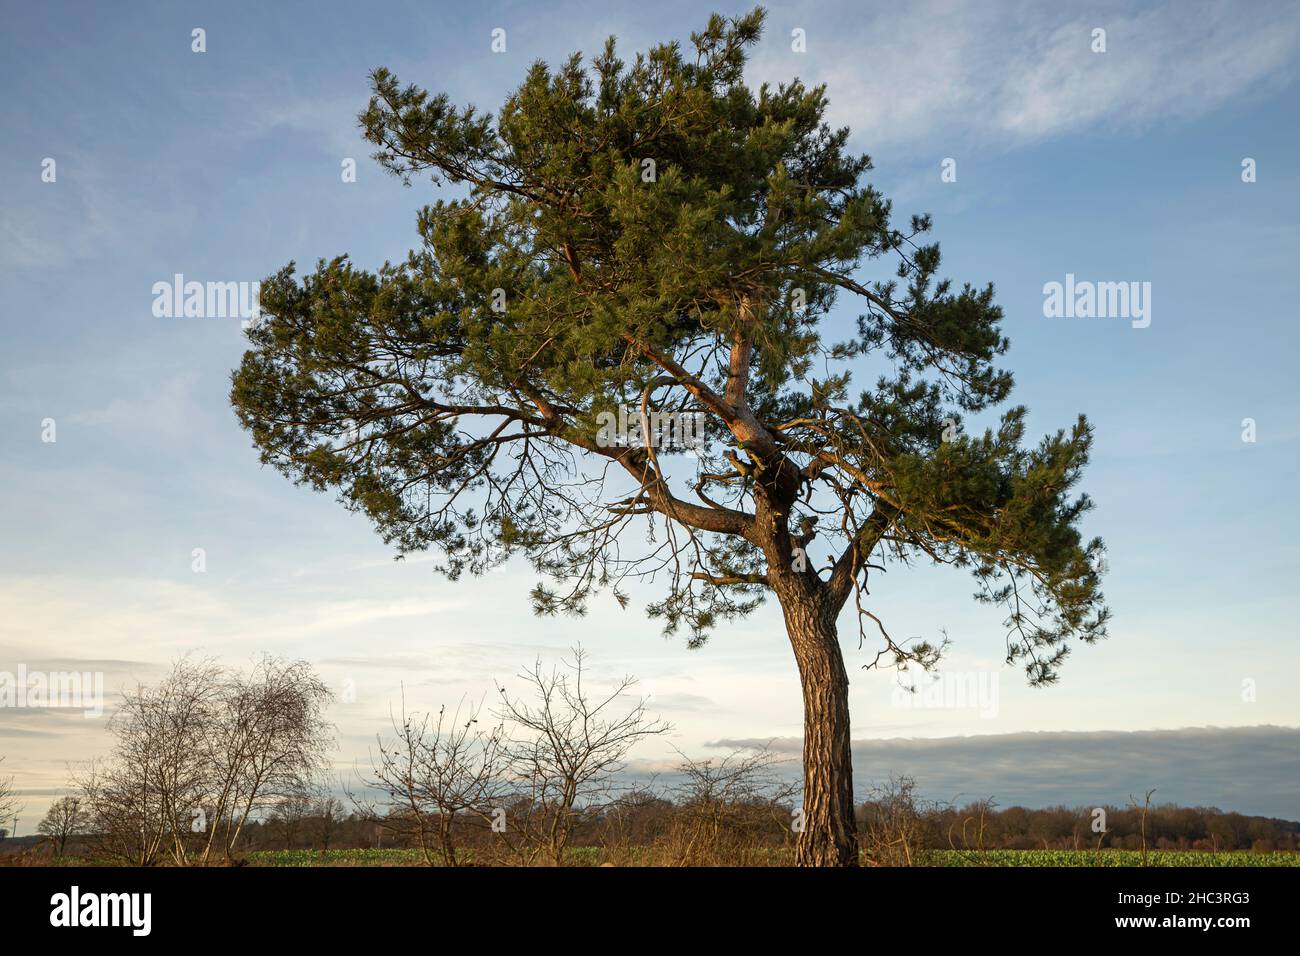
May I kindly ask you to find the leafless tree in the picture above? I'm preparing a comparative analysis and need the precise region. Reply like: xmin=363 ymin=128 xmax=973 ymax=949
xmin=75 ymin=656 xmax=333 ymax=865
xmin=267 ymin=792 xmax=314 ymax=849
xmin=74 ymin=760 xmax=139 ymax=863
xmin=86 ymin=658 xmax=221 ymax=865
xmin=197 ymin=656 xmax=334 ymax=863
xmin=358 ymin=695 xmax=509 ymax=866
xmin=0 ymin=757 xmax=23 ymax=838
xmin=312 ymin=795 xmax=345 ymax=850
xmin=1130 ymin=788 xmax=1157 ymax=867
xmin=496 ymin=647 xmax=670 ymax=865
xmin=36 ymin=796 xmax=87 ymax=856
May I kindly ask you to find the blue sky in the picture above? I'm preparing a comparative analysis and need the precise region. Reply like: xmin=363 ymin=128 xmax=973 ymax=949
xmin=2 ymin=0 xmax=1299 ymax=829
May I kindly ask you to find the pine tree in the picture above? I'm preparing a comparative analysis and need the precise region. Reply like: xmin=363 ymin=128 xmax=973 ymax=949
xmin=231 ymin=7 xmax=1108 ymax=866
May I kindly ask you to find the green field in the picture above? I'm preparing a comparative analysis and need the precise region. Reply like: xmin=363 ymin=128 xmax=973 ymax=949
xmin=935 ymin=849 xmax=1300 ymax=867
xmin=241 ymin=847 xmax=1300 ymax=867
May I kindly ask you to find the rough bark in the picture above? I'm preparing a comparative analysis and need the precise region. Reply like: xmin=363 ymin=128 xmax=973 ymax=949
xmin=753 ymin=481 xmax=858 ymax=868
xmin=781 ymin=593 xmax=858 ymax=866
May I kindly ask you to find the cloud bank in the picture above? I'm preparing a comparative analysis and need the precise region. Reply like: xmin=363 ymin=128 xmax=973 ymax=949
xmin=712 ymin=725 xmax=1300 ymax=818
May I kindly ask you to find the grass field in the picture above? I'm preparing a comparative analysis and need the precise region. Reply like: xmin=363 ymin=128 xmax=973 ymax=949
xmin=935 ymin=849 xmax=1300 ymax=867
xmin=239 ymin=847 xmax=1300 ymax=867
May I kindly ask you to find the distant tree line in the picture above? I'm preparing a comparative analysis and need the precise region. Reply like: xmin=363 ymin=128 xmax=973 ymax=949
xmin=915 ymin=799 xmax=1300 ymax=854
xmin=101 ymin=780 xmax=1298 ymax=863
xmin=853 ymin=777 xmax=1299 ymax=862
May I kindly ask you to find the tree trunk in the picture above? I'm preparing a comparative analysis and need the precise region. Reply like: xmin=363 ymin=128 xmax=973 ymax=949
xmin=783 ymin=597 xmax=858 ymax=867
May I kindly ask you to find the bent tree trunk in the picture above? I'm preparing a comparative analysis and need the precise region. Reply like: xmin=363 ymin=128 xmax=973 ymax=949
xmin=783 ymin=597 xmax=858 ymax=866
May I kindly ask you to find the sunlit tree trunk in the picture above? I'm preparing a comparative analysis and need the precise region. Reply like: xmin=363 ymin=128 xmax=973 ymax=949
xmin=780 ymin=594 xmax=858 ymax=867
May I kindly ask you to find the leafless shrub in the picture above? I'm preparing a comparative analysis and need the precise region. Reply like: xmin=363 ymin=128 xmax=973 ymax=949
xmin=661 ymin=748 xmax=797 ymax=866
xmin=356 ymin=695 xmax=508 ymax=866
xmin=945 ymin=797 xmax=998 ymax=865
xmin=594 ymin=788 xmax=672 ymax=861
xmin=496 ymin=647 xmax=670 ymax=866
xmin=859 ymin=775 xmax=943 ymax=866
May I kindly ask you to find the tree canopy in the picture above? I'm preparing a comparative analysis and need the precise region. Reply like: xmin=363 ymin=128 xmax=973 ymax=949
xmin=231 ymin=6 xmax=1107 ymax=689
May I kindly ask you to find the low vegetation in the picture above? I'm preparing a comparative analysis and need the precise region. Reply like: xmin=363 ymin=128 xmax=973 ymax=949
xmin=4 ymin=653 xmax=1295 ymax=868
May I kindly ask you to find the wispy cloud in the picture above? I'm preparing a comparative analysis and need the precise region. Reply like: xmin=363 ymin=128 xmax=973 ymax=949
xmin=748 ymin=0 xmax=1300 ymax=152
xmin=67 ymin=371 xmax=200 ymax=435
xmin=230 ymin=87 xmax=368 ymax=159
xmin=0 ymin=149 xmax=137 ymax=271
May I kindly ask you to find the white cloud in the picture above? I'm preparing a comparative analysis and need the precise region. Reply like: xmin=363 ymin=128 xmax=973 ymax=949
xmin=747 ymin=0 xmax=1300 ymax=152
